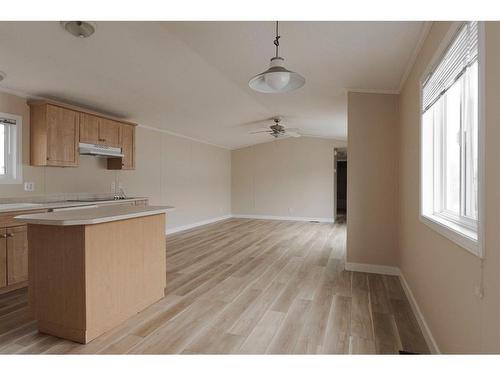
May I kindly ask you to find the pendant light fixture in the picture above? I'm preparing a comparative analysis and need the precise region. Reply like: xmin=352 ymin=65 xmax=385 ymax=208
xmin=249 ymin=21 xmax=305 ymax=93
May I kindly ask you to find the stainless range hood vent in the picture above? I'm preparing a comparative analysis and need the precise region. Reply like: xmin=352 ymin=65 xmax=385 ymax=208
xmin=79 ymin=143 xmax=124 ymax=158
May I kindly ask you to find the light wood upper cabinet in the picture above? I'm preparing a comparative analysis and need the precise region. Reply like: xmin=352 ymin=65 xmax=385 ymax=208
xmin=79 ymin=113 xmax=100 ymax=144
xmin=108 ymin=124 xmax=135 ymax=170
xmin=30 ymin=100 xmax=136 ymax=169
xmin=98 ymin=118 xmax=121 ymax=148
xmin=121 ymin=124 xmax=135 ymax=169
xmin=80 ymin=114 xmax=121 ymax=147
xmin=46 ymin=105 xmax=80 ymax=166
xmin=6 ymin=226 xmax=28 ymax=285
xmin=0 ymin=229 xmax=6 ymax=289
xmin=30 ymin=103 xmax=80 ymax=167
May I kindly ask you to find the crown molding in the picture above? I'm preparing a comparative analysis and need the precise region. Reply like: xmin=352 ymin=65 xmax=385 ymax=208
xmin=398 ymin=21 xmax=433 ymax=92
xmin=136 ymin=124 xmax=231 ymax=150
xmin=346 ymin=88 xmax=400 ymax=95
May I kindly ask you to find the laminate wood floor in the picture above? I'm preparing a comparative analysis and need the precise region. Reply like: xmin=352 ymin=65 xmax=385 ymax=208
xmin=0 ymin=218 xmax=429 ymax=354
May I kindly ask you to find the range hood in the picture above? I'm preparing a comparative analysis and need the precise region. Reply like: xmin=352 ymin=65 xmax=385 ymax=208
xmin=79 ymin=143 xmax=124 ymax=158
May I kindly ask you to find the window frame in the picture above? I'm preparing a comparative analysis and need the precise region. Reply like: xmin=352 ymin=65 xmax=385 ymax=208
xmin=0 ymin=112 xmax=23 ymax=185
xmin=419 ymin=21 xmax=485 ymax=258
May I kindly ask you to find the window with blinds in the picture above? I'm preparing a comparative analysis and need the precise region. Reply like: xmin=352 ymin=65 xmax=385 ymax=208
xmin=422 ymin=22 xmax=478 ymax=113
xmin=0 ymin=114 xmax=21 ymax=184
xmin=421 ymin=21 xmax=481 ymax=256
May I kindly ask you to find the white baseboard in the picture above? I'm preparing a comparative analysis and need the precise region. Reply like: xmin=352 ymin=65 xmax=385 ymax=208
xmin=232 ymin=214 xmax=334 ymax=223
xmin=399 ymin=273 xmax=441 ymax=354
xmin=166 ymin=215 xmax=232 ymax=235
xmin=166 ymin=213 xmax=332 ymax=235
xmin=345 ymin=261 xmax=400 ymax=276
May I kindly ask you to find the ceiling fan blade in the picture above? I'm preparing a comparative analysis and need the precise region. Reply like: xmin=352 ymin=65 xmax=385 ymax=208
xmin=249 ymin=130 xmax=272 ymax=134
xmin=234 ymin=117 xmax=279 ymax=128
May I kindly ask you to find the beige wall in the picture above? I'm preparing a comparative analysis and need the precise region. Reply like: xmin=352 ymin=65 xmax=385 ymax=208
xmin=398 ymin=21 xmax=500 ymax=353
xmin=231 ymin=137 xmax=346 ymax=221
xmin=0 ymin=91 xmax=231 ymax=231
xmin=119 ymin=126 xmax=231 ymax=230
xmin=346 ymin=92 xmax=399 ymax=267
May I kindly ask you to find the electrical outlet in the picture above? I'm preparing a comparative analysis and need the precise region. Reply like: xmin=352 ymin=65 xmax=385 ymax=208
xmin=288 ymin=207 xmax=294 ymax=214
xmin=110 ymin=181 xmax=116 ymax=193
xmin=23 ymin=182 xmax=35 ymax=192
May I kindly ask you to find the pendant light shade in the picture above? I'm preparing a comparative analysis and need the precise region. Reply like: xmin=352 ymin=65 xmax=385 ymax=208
xmin=249 ymin=22 xmax=305 ymax=94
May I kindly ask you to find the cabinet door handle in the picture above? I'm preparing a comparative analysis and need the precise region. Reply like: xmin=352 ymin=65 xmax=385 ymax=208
xmin=0 ymin=234 xmax=6 ymax=238
xmin=6 ymin=233 xmax=13 ymax=238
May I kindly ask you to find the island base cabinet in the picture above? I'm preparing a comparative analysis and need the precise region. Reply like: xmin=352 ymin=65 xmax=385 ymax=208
xmin=28 ymin=214 xmax=166 ymax=344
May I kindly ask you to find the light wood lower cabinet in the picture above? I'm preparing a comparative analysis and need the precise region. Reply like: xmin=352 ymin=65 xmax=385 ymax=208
xmin=0 ymin=225 xmax=28 ymax=292
xmin=7 ymin=226 xmax=28 ymax=285
xmin=29 ymin=214 xmax=166 ymax=343
xmin=0 ymin=229 xmax=6 ymax=288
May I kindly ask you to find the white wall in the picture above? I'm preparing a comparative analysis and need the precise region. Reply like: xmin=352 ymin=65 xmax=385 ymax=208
xmin=231 ymin=136 xmax=347 ymax=221
xmin=118 ymin=126 xmax=231 ymax=229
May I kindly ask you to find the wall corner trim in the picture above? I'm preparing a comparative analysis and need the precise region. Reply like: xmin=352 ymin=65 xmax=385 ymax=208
xmin=345 ymin=262 xmax=400 ymax=275
xmin=399 ymin=272 xmax=441 ymax=354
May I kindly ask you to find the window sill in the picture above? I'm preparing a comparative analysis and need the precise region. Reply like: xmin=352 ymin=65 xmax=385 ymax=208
xmin=420 ymin=213 xmax=480 ymax=257
xmin=0 ymin=178 xmax=23 ymax=185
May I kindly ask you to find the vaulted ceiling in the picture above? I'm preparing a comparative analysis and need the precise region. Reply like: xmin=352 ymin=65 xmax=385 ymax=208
xmin=0 ymin=21 xmax=426 ymax=149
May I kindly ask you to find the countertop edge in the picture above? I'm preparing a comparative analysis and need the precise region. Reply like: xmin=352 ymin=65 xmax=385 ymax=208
xmin=15 ymin=206 xmax=175 ymax=226
xmin=0 ymin=197 xmax=149 ymax=214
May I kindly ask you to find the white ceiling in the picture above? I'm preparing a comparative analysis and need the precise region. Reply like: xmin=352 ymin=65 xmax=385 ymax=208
xmin=0 ymin=21 xmax=426 ymax=149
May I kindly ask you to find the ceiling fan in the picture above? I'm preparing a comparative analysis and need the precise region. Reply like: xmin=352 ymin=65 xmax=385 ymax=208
xmin=249 ymin=117 xmax=302 ymax=138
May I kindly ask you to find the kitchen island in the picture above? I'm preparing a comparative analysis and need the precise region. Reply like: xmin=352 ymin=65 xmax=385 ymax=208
xmin=15 ymin=205 xmax=174 ymax=344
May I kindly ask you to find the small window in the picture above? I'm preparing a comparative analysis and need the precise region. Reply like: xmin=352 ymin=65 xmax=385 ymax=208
xmin=421 ymin=22 xmax=481 ymax=255
xmin=0 ymin=113 xmax=22 ymax=184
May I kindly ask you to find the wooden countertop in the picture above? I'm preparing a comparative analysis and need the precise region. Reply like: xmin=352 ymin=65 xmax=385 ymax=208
xmin=15 ymin=205 xmax=175 ymax=226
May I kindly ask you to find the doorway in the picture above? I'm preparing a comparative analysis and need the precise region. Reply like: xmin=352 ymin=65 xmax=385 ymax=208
xmin=334 ymin=148 xmax=347 ymax=223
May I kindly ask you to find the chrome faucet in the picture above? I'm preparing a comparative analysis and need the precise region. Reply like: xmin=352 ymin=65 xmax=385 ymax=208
xmin=114 ymin=187 xmax=126 ymax=200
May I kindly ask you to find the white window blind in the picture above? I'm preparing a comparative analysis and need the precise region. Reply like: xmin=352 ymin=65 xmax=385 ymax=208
xmin=422 ymin=22 xmax=478 ymax=113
